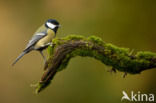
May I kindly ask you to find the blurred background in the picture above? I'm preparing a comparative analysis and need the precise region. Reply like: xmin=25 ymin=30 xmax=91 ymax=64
xmin=0 ymin=0 xmax=156 ymax=103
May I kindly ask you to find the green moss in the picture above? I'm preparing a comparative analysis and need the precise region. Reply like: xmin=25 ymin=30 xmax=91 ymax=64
xmin=35 ymin=81 xmax=51 ymax=93
xmin=47 ymin=35 xmax=155 ymax=73
xmin=136 ymin=51 xmax=156 ymax=59
xmin=52 ymin=37 xmax=61 ymax=45
xmin=35 ymin=34 xmax=156 ymax=93
xmin=47 ymin=46 xmax=53 ymax=56
xmin=57 ymin=54 xmax=72 ymax=71
xmin=48 ymin=35 xmax=156 ymax=73
xmin=87 ymin=35 xmax=104 ymax=45
xmin=105 ymin=43 xmax=129 ymax=54
xmin=63 ymin=34 xmax=85 ymax=41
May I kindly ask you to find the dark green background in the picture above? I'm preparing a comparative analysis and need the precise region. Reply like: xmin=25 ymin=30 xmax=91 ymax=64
xmin=0 ymin=0 xmax=156 ymax=103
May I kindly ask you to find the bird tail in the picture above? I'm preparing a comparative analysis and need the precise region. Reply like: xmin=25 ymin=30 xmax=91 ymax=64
xmin=12 ymin=51 xmax=27 ymax=66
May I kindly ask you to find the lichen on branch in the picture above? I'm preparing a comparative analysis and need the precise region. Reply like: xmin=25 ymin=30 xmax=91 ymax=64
xmin=35 ymin=35 xmax=156 ymax=93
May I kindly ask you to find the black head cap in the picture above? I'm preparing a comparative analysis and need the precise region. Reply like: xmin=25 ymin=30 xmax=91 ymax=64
xmin=45 ymin=19 xmax=60 ymax=33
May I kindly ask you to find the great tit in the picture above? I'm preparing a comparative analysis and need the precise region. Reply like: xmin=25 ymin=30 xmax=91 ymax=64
xmin=12 ymin=19 xmax=60 ymax=66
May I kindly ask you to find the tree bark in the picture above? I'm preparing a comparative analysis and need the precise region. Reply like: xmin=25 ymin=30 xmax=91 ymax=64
xmin=34 ymin=35 xmax=156 ymax=93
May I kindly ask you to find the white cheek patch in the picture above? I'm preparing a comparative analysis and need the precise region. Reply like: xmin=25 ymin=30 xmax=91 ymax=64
xmin=46 ymin=22 xmax=56 ymax=29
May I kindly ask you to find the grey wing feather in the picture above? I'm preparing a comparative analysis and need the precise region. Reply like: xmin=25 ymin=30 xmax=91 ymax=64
xmin=24 ymin=32 xmax=47 ymax=51
xmin=24 ymin=24 xmax=47 ymax=51
xmin=12 ymin=25 xmax=47 ymax=66
xmin=12 ymin=33 xmax=47 ymax=66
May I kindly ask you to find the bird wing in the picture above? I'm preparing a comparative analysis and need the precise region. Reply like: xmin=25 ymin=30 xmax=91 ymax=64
xmin=12 ymin=25 xmax=47 ymax=66
xmin=34 ymin=24 xmax=47 ymax=34
xmin=23 ymin=24 xmax=48 ymax=51
xmin=24 ymin=32 xmax=47 ymax=51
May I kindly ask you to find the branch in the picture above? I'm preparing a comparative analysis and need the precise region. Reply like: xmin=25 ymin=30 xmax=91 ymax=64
xmin=34 ymin=35 xmax=156 ymax=93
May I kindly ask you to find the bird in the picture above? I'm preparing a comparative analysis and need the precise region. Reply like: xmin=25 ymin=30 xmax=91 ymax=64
xmin=12 ymin=19 xmax=60 ymax=66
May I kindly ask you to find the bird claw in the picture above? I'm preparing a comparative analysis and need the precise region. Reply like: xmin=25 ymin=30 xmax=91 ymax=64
xmin=122 ymin=72 xmax=127 ymax=78
xmin=49 ymin=43 xmax=53 ymax=47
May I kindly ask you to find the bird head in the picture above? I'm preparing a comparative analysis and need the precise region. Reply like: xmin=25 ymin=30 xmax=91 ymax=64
xmin=45 ymin=19 xmax=60 ymax=33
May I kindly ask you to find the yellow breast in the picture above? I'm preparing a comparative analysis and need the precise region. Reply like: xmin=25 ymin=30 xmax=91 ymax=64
xmin=35 ymin=29 xmax=55 ymax=49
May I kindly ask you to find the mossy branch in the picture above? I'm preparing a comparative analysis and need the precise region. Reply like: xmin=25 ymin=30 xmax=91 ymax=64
xmin=35 ymin=35 xmax=156 ymax=93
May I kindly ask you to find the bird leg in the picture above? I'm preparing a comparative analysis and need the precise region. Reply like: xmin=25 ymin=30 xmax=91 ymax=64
xmin=39 ymin=51 xmax=47 ymax=65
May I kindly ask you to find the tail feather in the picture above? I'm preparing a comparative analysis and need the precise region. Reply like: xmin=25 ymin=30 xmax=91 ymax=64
xmin=12 ymin=52 xmax=27 ymax=66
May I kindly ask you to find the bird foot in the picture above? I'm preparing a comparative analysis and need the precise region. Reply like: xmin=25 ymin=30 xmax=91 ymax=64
xmin=49 ymin=42 xmax=55 ymax=47
xmin=49 ymin=43 xmax=53 ymax=47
